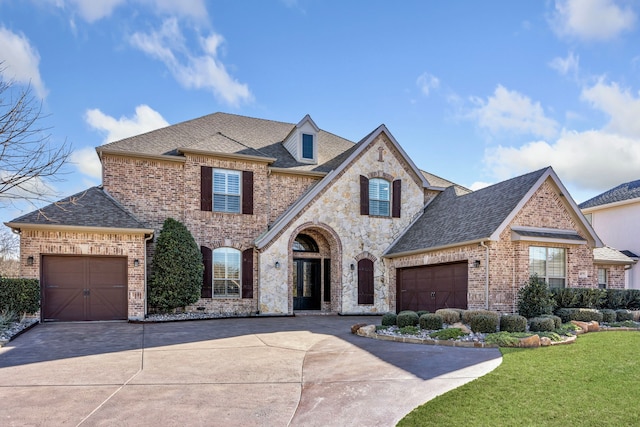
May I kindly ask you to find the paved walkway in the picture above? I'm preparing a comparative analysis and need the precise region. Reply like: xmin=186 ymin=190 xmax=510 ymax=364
xmin=0 ymin=316 xmax=501 ymax=426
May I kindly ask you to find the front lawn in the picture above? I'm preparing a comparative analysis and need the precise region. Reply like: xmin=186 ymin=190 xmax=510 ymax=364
xmin=399 ymin=331 xmax=640 ymax=426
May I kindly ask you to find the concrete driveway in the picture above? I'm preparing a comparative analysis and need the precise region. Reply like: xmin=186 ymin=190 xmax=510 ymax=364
xmin=0 ymin=316 xmax=501 ymax=426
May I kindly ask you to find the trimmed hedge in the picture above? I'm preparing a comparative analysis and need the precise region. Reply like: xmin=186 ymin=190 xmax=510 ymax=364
xmin=499 ymin=314 xmax=527 ymax=333
xmin=517 ymin=275 xmax=555 ymax=318
xmin=605 ymin=290 xmax=640 ymax=310
xmin=539 ymin=314 xmax=562 ymax=329
xmin=556 ymin=308 xmax=603 ymax=323
xmin=0 ymin=277 xmax=40 ymax=314
xmin=615 ymin=309 xmax=634 ymax=322
xmin=529 ymin=317 xmax=555 ymax=332
xmin=435 ymin=308 xmax=461 ymax=324
xmin=419 ymin=313 xmax=443 ymax=330
xmin=397 ymin=310 xmax=419 ymax=328
xmin=416 ymin=310 xmax=429 ymax=318
xmin=551 ymin=288 xmax=606 ymax=309
xmin=381 ymin=312 xmax=397 ymax=326
xmin=600 ymin=309 xmax=617 ymax=323
xmin=462 ymin=309 xmax=500 ymax=325
xmin=470 ymin=314 xmax=499 ymax=333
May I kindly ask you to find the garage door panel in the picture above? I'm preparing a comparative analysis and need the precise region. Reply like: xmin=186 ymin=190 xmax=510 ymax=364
xmin=42 ymin=256 xmax=128 ymax=321
xmin=397 ymin=262 xmax=468 ymax=312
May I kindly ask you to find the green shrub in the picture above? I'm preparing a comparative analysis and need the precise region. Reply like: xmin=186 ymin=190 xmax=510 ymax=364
xmin=485 ymin=331 xmax=531 ymax=347
xmin=555 ymin=322 xmax=580 ymax=336
xmin=539 ymin=314 xmax=562 ymax=329
xmin=0 ymin=277 xmax=40 ymax=314
xmin=435 ymin=308 xmax=461 ymax=324
xmin=604 ymin=289 xmax=640 ymax=310
xmin=529 ymin=317 xmax=555 ymax=332
xmin=571 ymin=308 xmax=604 ymax=323
xmin=535 ymin=331 xmax=562 ymax=341
xmin=429 ymin=328 xmax=465 ymax=340
xmin=609 ymin=320 xmax=638 ymax=328
xmin=398 ymin=325 xmax=420 ymax=335
xmin=416 ymin=310 xmax=429 ymax=317
xmin=616 ymin=309 xmax=634 ymax=322
xmin=600 ymin=309 xmax=617 ymax=323
xmin=419 ymin=313 xmax=443 ymax=330
xmin=517 ymin=275 xmax=555 ymax=318
xmin=470 ymin=314 xmax=499 ymax=333
xmin=381 ymin=312 xmax=397 ymax=326
xmin=551 ymin=288 xmax=606 ymax=309
xmin=499 ymin=314 xmax=527 ymax=332
xmin=375 ymin=325 xmax=391 ymax=331
xmin=149 ymin=218 xmax=204 ymax=312
xmin=462 ymin=309 xmax=499 ymax=324
xmin=397 ymin=310 xmax=419 ymax=328
xmin=555 ymin=308 xmax=574 ymax=323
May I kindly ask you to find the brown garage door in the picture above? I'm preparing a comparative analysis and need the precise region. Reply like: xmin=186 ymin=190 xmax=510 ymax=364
xmin=42 ymin=256 xmax=128 ymax=321
xmin=397 ymin=262 xmax=468 ymax=312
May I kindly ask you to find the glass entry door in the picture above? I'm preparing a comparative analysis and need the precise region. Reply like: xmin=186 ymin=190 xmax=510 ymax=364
xmin=293 ymin=259 xmax=321 ymax=310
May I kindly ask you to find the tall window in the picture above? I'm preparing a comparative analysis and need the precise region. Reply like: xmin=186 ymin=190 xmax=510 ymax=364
xmin=358 ymin=259 xmax=374 ymax=304
xmin=302 ymin=134 xmax=314 ymax=160
xmin=369 ymin=178 xmax=390 ymax=216
xmin=598 ymin=268 xmax=608 ymax=289
xmin=213 ymin=169 xmax=241 ymax=213
xmin=529 ymin=246 xmax=566 ymax=288
xmin=213 ymin=248 xmax=241 ymax=297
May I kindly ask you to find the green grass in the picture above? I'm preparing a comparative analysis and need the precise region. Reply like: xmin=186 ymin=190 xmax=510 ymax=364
xmin=398 ymin=332 xmax=640 ymax=427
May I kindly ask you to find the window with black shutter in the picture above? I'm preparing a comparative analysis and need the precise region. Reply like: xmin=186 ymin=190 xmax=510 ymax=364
xmin=201 ymin=246 xmax=212 ymax=298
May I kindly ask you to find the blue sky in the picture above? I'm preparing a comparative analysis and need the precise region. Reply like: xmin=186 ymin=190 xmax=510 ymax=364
xmin=1 ymin=0 xmax=640 ymax=226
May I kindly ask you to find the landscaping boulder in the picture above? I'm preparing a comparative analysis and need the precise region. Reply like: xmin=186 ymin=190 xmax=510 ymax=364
xmin=356 ymin=325 xmax=376 ymax=337
xmin=587 ymin=321 xmax=600 ymax=332
xmin=540 ymin=336 xmax=552 ymax=347
xmin=452 ymin=322 xmax=471 ymax=334
xmin=518 ymin=335 xmax=541 ymax=348
xmin=351 ymin=323 xmax=368 ymax=334
xmin=571 ymin=320 xmax=589 ymax=333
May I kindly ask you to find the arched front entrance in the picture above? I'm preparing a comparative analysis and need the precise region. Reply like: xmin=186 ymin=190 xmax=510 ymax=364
xmin=289 ymin=223 xmax=342 ymax=313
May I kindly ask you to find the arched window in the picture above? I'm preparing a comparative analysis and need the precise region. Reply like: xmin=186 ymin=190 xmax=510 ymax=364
xmin=213 ymin=248 xmax=241 ymax=297
xmin=369 ymin=178 xmax=390 ymax=216
xmin=358 ymin=258 xmax=374 ymax=305
xmin=293 ymin=234 xmax=319 ymax=252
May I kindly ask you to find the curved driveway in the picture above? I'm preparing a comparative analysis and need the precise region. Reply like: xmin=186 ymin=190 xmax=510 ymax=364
xmin=0 ymin=316 xmax=501 ymax=426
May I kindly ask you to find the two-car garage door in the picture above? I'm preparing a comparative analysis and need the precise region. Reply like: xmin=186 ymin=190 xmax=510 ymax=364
xmin=42 ymin=256 xmax=128 ymax=321
xmin=397 ymin=262 xmax=468 ymax=312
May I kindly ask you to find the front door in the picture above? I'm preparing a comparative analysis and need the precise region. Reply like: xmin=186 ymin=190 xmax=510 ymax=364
xmin=293 ymin=259 xmax=321 ymax=310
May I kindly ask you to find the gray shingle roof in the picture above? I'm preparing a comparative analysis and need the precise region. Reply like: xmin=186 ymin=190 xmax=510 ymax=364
xmin=512 ymin=229 xmax=585 ymax=242
xmin=386 ymin=168 xmax=549 ymax=255
xmin=5 ymin=187 xmax=150 ymax=231
xmin=420 ymin=170 xmax=467 ymax=190
xmin=98 ymin=112 xmax=357 ymax=173
xmin=579 ymin=179 xmax=640 ymax=209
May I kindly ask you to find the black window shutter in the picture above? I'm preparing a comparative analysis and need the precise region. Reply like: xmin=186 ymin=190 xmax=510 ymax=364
xmin=201 ymin=166 xmax=213 ymax=212
xmin=357 ymin=259 xmax=374 ymax=305
xmin=242 ymin=248 xmax=254 ymax=299
xmin=323 ymin=258 xmax=331 ymax=302
xmin=392 ymin=179 xmax=402 ymax=218
xmin=242 ymin=171 xmax=254 ymax=215
xmin=201 ymin=246 xmax=212 ymax=298
xmin=360 ymin=175 xmax=369 ymax=215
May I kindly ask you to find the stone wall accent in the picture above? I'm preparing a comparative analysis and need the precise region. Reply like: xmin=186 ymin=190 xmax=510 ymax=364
xmin=259 ymin=133 xmax=426 ymax=314
xmin=18 ymin=228 xmax=147 ymax=319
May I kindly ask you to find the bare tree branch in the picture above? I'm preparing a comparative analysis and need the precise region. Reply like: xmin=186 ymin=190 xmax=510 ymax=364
xmin=0 ymin=67 xmax=71 ymax=206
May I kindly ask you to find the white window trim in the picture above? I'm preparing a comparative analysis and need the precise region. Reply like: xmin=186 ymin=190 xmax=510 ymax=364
xmin=369 ymin=178 xmax=391 ymax=217
xmin=298 ymin=132 xmax=317 ymax=164
xmin=212 ymin=247 xmax=241 ymax=298
xmin=529 ymin=246 xmax=567 ymax=288
xmin=213 ymin=169 xmax=242 ymax=213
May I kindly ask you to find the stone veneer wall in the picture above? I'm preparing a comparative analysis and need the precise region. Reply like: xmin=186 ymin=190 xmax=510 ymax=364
xmin=18 ymin=229 xmax=147 ymax=319
xmin=258 ymin=133 xmax=426 ymax=314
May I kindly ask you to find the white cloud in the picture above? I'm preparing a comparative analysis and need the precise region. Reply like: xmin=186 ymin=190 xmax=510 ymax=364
xmin=85 ymin=104 xmax=169 ymax=143
xmin=416 ymin=72 xmax=440 ymax=96
xmin=483 ymin=130 xmax=640 ymax=192
xmin=70 ymin=147 xmax=102 ymax=180
xmin=551 ymin=0 xmax=636 ymax=41
xmin=469 ymin=85 xmax=558 ymax=138
xmin=581 ymin=79 xmax=640 ymax=138
xmin=469 ymin=181 xmax=492 ymax=191
xmin=0 ymin=26 xmax=48 ymax=98
xmin=130 ymin=18 xmax=253 ymax=106
xmin=56 ymin=0 xmax=207 ymax=22
xmin=549 ymin=51 xmax=580 ymax=76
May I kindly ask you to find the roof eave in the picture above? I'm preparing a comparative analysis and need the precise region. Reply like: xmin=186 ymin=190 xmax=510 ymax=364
xmin=581 ymin=197 xmax=640 ymax=213
xmin=5 ymin=222 xmax=154 ymax=235
xmin=383 ymin=238 xmax=490 ymax=259
xmin=177 ymin=147 xmax=277 ymax=164
xmin=268 ymin=167 xmax=327 ymax=178
xmin=97 ymin=148 xmax=186 ymax=163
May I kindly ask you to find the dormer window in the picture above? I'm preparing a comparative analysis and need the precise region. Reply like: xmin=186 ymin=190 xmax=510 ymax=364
xmin=283 ymin=114 xmax=319 ymax=164
xmin=302 ymin=134 xmax=314 ymax=160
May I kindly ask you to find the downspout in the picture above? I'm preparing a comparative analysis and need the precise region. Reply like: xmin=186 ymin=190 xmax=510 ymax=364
xmin=144 ymin=233 xmax=154 ymax=318
xmin=480 ymin=241 xmax=489 ymax=310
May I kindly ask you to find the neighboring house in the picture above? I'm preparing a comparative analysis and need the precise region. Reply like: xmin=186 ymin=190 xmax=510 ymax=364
xmin=580 ymin=180 xmax=640 ymax=289
xmin=4 ymin=112 xmax=617 ymax=321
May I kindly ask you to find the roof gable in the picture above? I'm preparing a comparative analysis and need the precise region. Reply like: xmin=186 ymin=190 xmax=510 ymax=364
xmin=5 ymin=187 xmax=151 ymax=232
xmin=385 ymin=167 xmax=602 ymax=257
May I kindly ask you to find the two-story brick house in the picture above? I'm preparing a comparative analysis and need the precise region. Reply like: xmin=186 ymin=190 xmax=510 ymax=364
xmin=5 ymin=112 xmax=624 ymax=321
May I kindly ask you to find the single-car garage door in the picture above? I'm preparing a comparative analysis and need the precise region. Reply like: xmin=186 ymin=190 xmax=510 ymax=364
xmin=397 ymin=262 xmax=468 ymax=312
xmin=42 ymin=255 xmax=128 ymax=321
